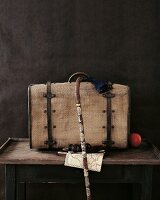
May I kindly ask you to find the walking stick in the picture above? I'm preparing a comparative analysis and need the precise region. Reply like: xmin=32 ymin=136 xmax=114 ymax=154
xmin=75 ymin=77 xmax=92 ymax=200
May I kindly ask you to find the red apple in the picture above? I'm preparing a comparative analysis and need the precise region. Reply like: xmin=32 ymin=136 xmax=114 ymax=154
xmin=129 ymin=133 xmax=142 ymax=148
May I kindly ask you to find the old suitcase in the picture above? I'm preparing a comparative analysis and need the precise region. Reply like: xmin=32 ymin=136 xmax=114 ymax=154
xmin=28 ymin=72 xmax=130 ymax=150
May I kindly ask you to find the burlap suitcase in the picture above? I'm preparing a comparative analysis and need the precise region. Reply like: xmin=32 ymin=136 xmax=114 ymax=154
xmin=28 ymin=73 xmax=130 ymax=150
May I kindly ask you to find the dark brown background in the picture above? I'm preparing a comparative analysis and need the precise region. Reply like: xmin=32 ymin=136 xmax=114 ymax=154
xmin=0 ymin=0 xmax=160 ymax=199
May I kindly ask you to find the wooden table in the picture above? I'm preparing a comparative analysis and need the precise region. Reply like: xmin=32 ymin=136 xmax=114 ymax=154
xmin=0 ymin=138 xmax=160 ymax=200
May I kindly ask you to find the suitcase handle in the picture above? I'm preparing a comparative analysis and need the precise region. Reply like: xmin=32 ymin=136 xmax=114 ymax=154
xmin=68 ymin=72 xmax=89 ymax=83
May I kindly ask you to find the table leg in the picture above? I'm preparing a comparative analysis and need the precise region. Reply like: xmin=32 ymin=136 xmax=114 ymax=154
xmin=132 ymin=183 xmax=140 ymax=200
xmin=141 ymin=166 xmax=153 ymax=200
xmin=5 ymin=165 xmax=16 ymax=200
xmin=17 ymin=183 xmax=26 ymax=200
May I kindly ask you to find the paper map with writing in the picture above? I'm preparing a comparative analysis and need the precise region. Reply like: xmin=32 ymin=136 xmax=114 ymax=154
xmin=64 ymin=152 xmax=104 ymax=172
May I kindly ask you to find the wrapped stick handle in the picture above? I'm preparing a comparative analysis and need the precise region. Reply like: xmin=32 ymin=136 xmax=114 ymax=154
xmin=75 ymin=77 xmax=92 ymax=200
xmin=68 ymin=72 xmax=89 ymax=83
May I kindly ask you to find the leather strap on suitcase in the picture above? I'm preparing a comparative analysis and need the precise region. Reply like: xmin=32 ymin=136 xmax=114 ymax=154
xmin=43 ymin=81 xmax=56 ymax=148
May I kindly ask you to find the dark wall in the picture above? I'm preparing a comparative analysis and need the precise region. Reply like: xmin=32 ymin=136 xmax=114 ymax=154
xmin=0 ymin=0 xmax=160 ymax=199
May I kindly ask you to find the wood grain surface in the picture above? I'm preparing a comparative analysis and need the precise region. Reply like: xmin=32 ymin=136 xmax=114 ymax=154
xmin=0 ymin=138 xmax=160 ymax=165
